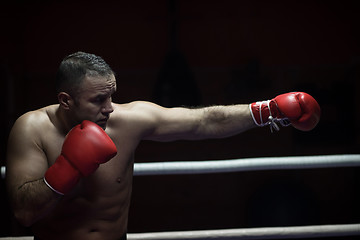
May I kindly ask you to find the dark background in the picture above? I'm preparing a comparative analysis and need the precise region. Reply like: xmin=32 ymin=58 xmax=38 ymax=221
xmin=1 ymin=0 xmax=359 ymax=238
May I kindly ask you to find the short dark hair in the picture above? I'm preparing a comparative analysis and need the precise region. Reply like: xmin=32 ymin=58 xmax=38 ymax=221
xmin=55 ymin=52 xmax=115 ymax=95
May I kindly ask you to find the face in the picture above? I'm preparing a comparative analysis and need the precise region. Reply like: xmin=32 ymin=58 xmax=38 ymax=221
xmin=69 ymin=74 xmax=117 ymax=129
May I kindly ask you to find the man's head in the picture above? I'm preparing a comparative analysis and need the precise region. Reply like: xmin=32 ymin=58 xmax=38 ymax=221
xmin=56 ymin=51 xmax=115 ymax=97
xmin=56 ymin=52 xmax=117 ymax=129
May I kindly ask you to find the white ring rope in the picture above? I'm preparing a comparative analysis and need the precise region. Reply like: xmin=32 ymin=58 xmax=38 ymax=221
xmin=128 ymin=154 xmax=360 ymax=239
xmin=133 ymin=154 xmax=360 ymax=176
xmin=127 ymin=223 xmax=360 ymax=239
xmin=1 ymin=154 xmax=360 ymax=179
xmin=1 ymin=154 xmax=359 ymax=239
xmin=0 ymin=223 xmax=359 ymax=240
xmin=1 ymin=166 xmax=5 ymax=179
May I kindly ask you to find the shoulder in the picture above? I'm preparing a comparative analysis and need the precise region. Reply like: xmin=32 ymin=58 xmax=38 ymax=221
xmin=108 ymin=101 xmax=200 ymax=141
xmin=108 ymin=101 xmax=166 ymax=138
xmin=110 ymin=101 xmax=198 ymax=123
xmin=111 ymin=101 xmax=166 ymax=121
xmin=13 ymin=105 xmax=55 ymax=129
xmin=113 ymin=101 xmax=164 ymax=112
xmin=9 ymin=105 xmax=57 ymax=142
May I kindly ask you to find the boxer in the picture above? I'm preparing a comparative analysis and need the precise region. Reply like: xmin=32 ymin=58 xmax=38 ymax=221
xmin=6 ymin=52 xmax=320 ymax=240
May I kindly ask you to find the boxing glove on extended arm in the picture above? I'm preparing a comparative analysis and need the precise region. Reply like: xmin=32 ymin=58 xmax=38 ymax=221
xmin=44 ymin=120 xmax=117 ymax=195
xmin=249 ymin=92 xmax=321 ymax=132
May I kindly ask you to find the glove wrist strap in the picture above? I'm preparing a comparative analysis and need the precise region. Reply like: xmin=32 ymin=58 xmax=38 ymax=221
xmin=249 ymin=100 xmax=290 ymax=132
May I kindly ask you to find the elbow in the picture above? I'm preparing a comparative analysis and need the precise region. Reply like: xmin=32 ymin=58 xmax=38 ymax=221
xmin=14 ymin=210 xmax=38 ymax=227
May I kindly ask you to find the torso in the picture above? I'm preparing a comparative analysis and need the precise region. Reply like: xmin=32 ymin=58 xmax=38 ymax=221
xmin=31 ymin=104 xmax=143 ymax=240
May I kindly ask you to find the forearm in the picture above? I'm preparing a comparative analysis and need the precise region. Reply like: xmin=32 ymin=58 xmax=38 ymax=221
xmin=11 ymin=178 xmax=61 ymax=227
xmin=196 ymin=104 xmax=256 ymax=139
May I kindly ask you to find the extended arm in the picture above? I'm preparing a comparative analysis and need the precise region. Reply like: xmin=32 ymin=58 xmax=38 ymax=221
xmin=133 ymin=92 xmax=320 ymax=142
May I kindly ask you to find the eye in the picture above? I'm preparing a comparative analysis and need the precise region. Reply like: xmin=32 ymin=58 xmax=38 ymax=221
xmin=97 ymin=97 xmax=105 ymax=102
xmin=92 ymin=96 xmax=106 ymax=104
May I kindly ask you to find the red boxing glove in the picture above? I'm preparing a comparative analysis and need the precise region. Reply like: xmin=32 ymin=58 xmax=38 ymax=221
xmin=44 ymin=120 xmax=117 ymax=195
xmin=249 ymin=92 xmax=321 ymax=132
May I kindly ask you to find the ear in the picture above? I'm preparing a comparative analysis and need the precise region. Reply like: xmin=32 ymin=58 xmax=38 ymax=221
xmin=58 ymin=92 xmax=74 ymax=110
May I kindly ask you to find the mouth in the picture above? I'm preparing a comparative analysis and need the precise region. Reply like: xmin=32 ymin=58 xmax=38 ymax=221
xmin=97 ymin=119 xmax=108 ymax=123
xmin=96 ymin=118 xmax=108 ymax=128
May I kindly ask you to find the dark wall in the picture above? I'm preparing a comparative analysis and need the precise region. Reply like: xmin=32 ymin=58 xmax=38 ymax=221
xmin=1 ymin=0 xmax=359 ymax=237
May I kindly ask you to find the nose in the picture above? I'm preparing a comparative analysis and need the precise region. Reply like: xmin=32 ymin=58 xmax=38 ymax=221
xmin=102 ymin=98 xmax=114 ymax=115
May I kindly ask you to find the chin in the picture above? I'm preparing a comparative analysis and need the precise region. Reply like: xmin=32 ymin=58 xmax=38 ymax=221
xmin=99 ymin=123 xmax=107 ymax=130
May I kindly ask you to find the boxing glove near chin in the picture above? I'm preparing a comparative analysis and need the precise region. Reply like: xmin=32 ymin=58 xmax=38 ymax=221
xmin=44 ymin=120 xmax=117 ymax=195
xmin=249 ymin=92 xmax=321 ymax=132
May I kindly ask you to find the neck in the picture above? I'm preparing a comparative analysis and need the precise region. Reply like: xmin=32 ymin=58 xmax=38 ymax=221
xmin=55 ymin=106 xmax=77 ymax=135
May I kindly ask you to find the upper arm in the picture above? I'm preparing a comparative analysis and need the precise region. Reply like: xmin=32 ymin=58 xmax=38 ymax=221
xmin=6 ymin=113 xmax=48 ymax=197
xmin=122 ymin=101 xmax=254 ymax=142
xmin=126 ymin=101 xmax=204 ymax=142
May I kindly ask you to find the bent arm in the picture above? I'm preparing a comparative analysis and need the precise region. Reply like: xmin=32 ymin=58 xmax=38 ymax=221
xmin=6 ymin=114 xmax=61 ymax=227
xmin=131 ymin=102 xmax=256 ymax=142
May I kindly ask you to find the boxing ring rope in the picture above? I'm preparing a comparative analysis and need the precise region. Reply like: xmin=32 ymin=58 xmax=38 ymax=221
xmin=129 ymin=154 xmax=360 ymax=239
xmin=133 ymin=154 xmax=360 ymax=176
xmin=127 ymin=223 xmax=360 ymax=240
xmin=1 ymin=154 xmax=360 ymax=239
xmin=2 ymin=154 xmax=360 ymax=179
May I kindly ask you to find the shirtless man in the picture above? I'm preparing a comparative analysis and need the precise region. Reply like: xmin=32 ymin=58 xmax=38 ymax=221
xmin=6 ymin=52 xmax=321 ymax=240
